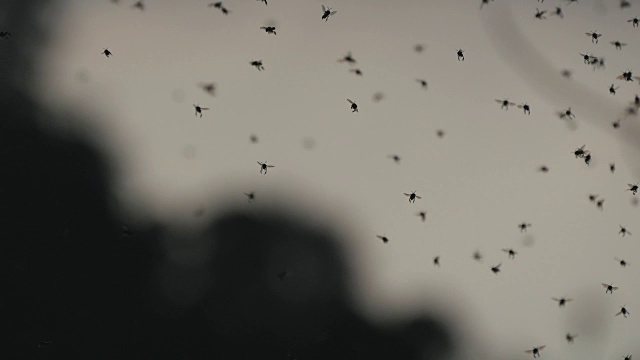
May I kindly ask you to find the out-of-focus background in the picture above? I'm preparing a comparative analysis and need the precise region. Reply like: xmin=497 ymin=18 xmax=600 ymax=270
xmin=3 ymin=0 xmax=639 ymax=358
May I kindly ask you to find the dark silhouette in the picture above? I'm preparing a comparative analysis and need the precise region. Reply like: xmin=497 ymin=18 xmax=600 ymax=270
xmin=609 ymin=84 xmax=619 ymax=95
xmin=417 ymin=211 xmax=427 ymax=222
xmin=480 ymin=0 xmax=494 ymax=10
xmin=619 ymin=225 xmax=631 ymax=237
xmin=502 ymin=248 xmax=517 ymax=259
xmin=388 ymin=154 xmax=401 ymax=163
xmin=193 ymin=104 xmax=209 ymax=117
xmin=517 ymin=103 xmax=531 ymax=114
xmin=490 ymin=263 xmax=501 ymax=274
xmin=416 ymin=79 xmax=428 ymax=89
xmin=614 ymin=257 xmax=628 ymax=268
xmin=538 ymin=165 xmax=549 ymax=173
xmin=623 ymin=355 xmax=632 ymax=360
xmin=199 ymin=82 xmax=216 ymax=96
xmin=132 ymin=0 xmax=144 ymax=10
xmin=404 ymin=191 xmax=422 ymax=203
xmin=551 ymin=7 xmax=564 ymax=19
xmin=588 ymin=194 xmax=598 ymax=203
xmin=257 ymin=161 xmax=275 ymax=174
xmin=377 ymin=235 xmax=389 ymax=244
xmin=250 ymin=60 xmax=264 ymax=71
xmin=610 ymin=162 xmax=616 ymax=173
xmin=552 ymin=297 xmax=572 ymax=307
xmin=258 ymin=0 xmax=268 ymax=5
xmin=436 ymin=129 xmax=445 ymax=138
xmin=209 ymin=2 xmax=230 ymax=15
xmin=260 ymin=26 xmax=276 ymax=35
xmin=573 ymin=145 xmax=587 ymax=158
xmin=628 ymin=17 xmax=639 ymax=28
xmin=525 ymin=345 xmax=546 ymax=358
xmin=596 ymin=199 xmax=604 ymax=210
xmin=349 ymin=68 xmax=363 ymax=76
xmin=495 ymin=98 xmax=515 ymax=110
xmin=414 ymin=44 xmax=425 ymax=53
xmin=535 ymin=8 xmax=547 ymax=20
xmin=347 ymin=99 xmax=358 ymax=112
xmin=338 ymin=52 xmax=356 ymax=65
xmin=321 ymin=5 xmax=337 ymax=21
xmin=584 ymin=153 xmax=592 ymax=166
xmin=617 ymin=70 xmax=636 ymax=82
xmin=627 ymin=183 xmax=638 ymax=195
xmin=559 ymin=107 xmax=575 ymax=120
xmin=518 ymin=222 xmax=531 ymax=232
xmin=565 ymin=333 xmax=577 ymax=343
xmin=586 ymin=31 xmax=602 ymax=44
xmin=473 ymin=250 xmax=483 ymax=262
xmin=580 ymin=52 xmax=595 ymax=64
xmin=456 ymin=49 xmax=465 ymax=61
xmin=433 ymin=256 xmax=440 ymax=267
xmin=612 ymin=119 xmax=621 ymax=129
xmin=617 ymin=306 xmax=630 ymax=318
xmin=250 ymin=134 xmax=259 ymax=143
xmin=620 ymin=0 xmax=631 ymax=9
xmin=611 ymin=41 xmax=627 ymax=50
xmin=603 ymin=283 xmax=619 ymax=294
xmin=101 ymin=48 xmax=112 ymax=57
xmin=244 ymin=192 xmax=255 ymax=202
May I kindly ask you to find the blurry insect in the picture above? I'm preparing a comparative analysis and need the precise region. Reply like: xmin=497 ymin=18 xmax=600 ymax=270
xmin=338 ymin=52 xmax=356 ymax=65
xmin=416 ymin=79 xmax=428 ymax=89
xmin=552 ymin=297 xmax=572 ymax=307
xmin=244 ymin=192 xmax=255 ymax=202
xmin=603 ymin=283 xmax=619 ymax=294
xmin=250 ymin=134 xmax=259 ymax=143
xmin=628 ymin=183 xmax=638 ymax=195
xmin=611 ymin=41 xmax=627 ymax=51
xmin=612 ymin=119 xmax=622 ymax=129
xmin=538 ymin=165 xmax=549 ymax=173
xmin=491 ymin=263 xmax=501 ymax=274
xmin=588 ymin=194 xmax=598 ymax=203
xmin=250 ymin=60 xmax=264 ymax=71
xmin=347 ymin=99 xmax=358 ymax=112
xmin=473 ymin=250 xmax=483 ymax=262
xmin=620 ymin=0 xmax=631 ymax=9
xmin=610 ymin=84 xmax=620 ymax=95
xmin=617 ymin=70 xmax=636 ymax=82
xmin=623 ymin=355 xmax=632 ymax=360
xmin=596 ymin=199 xmax=604 ymax=210
xmin=616 ymin=305 xmax=630 ymax=318
xmin=614 ymin=257 xmax=628 ymax=268
xmin=633 ymin=95 xmax=640 ymax=108
xmin=349 ymin=68 xmax=363 ymax=76
xmin=1 ymin=31 xmax=12 ymax=39
xmin=591 ymin=56 xmax=605 ymax=70
xmin=580 ymin=52 xmax=595 ymax=64
xmin=495 ymin=98 xmax=516 ymax=110
xmin=321 ymin=5 xmax=337 ymax=21
xmin=456 ymin=49 xmax=465 ymax=61
xmin=260 ymin=26 xmax=276 ymax=35
xmin=619 ymin=225 xmax=631 ymax=237
xmin=559 ymin=107 xmax=575 ymax=120
xmin=628 ymin=17 xmax=639 ymax=28
xmin=573 ymin=145 xmax=587 ymax=158
xmin=101 ymin=48 xmax=112 ymax=58
xmin=525 ymin=345 xmax=546 ymax=358
xmin=388 ymin=155 xmax=401 ymax=163
xmin=414 ymin=44 xmax=425 ymax=53
xmin=535 ymin=8 xmax=547 ymax=19
xmin=561 ymin=69 xmax=573 ymax=79
xmin=417 ymin=211 xmax=427 ymax=222
xmin=517 ymin=103 xmax=531 ymax=115
xmin=132 ymin=0 xmax=144 ymax=10
xmin=404 ymin=191 xmax=422 ymax=203
xmin=373 ymin=92 xmax=385 ymax=102
xmin=209 ymin=2 xmax=230 ymax=15
xmin=518 ymin=222 xmax=532 ymax=232
xmin=433 ymin=256 xmax=440 ymax=267
xmin=586 ymin=31 xmax=602 ymax=44
xmin=551 ymin=7 xmax=564 ymax=19
xmin=257 ymin=161 xmax=275 ymax=174
xmin=565 ymin=333 xmax=577 ymax=343
xmin=584 ymin=153 xmax=592 ymax=166
xmin=257 ymin=0 xmax=268 ymax=5
xmin=193 ymin=104 xmax=209 ymax=117
xmin=480 ymin=0 xmax=494 ymax=9
xmin=502 ymin=248 xmax=517 ymax=259
xmin=610 ymin=162 xmax=616 ymax=173
xmin=376 ymin=235 xmax=389 ymax=244
xmin=198 ymin=82 xmax=216 ymax=96
xmin=436 ymin=129 xmax=445 ymax=138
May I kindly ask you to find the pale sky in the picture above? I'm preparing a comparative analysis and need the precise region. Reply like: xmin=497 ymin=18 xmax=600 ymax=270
xmin=37 ymin=0 xmax=639 ymax=358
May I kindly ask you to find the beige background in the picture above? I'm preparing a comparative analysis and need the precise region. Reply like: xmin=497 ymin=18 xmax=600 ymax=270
xmin=36 ymin=0 xmax=639 ymax=358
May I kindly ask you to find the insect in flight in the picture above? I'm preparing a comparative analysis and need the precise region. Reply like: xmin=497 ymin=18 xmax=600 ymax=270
xmin=609 ymin=84 xmax=620 ymax=95
xmin=602 ymin=283 xmax=619 ymax=294
xmin=502 ymin=248 xmax=517 ymax=259
xmin=627 ymin=183 xmax=638 ymax=195
xmin=614 ymin=257 xmax=628 ymax=268
xmin=535 ymin=8 xmax=547 ymax=20
xmin=565 ymin=333 xmax=577 ymax=343
xmin=586 ymin=31 xmax=602 ymax=44
xmin=517 ymin=103 xmax=531 ymax=114
xmin=611 ymin=40 xmax=627 ymax=50
xmin=260 ymin=26 xmax=276 ymax=35
xmin=404 ymin=191 xmax=422 ymax=203
xmin=349 ymin=69 xmax=363 ymax=76
xmin=491 ymin=263 xmax=501 ymax=274
xmin=525 ymin=345 xmax=546 ymax=358
xmin=376 ymin=235 xmax=389 ymax=244
xmin=244 ymin=192 xmax=255 ymax=202
xmin=198 ymin=82 xmax=216 ymax=96
xmin=101 ymin=48 xmax=112 ymax=57
xmin=347 ymin=99 xmax=358 ymax=112
xmin=338 ymin=52 xmax=356 ymax=65
xmin=456 ymin=49 xmax=465 ymax=61
xmin=559 ymin=107 xmax=575 ymax=120
xmin=518 ymin=222 xmax=532 ymax=232
xmin=417 ymin=211 xmax=427 ymax=222
xmin=250 ymin=60 xmax=264 ymax=71
xmin=616 ymin=305 xmax=630 ymax=318
xmin=619 ymin=225 xmax=631 ymax=237
xmin=495 ymin=98 xmax=515 ymax=110
xmin=628 ymin=17 xmax=639 ymax=28
xmin=552 ymin=297 xmax=572 ymax=307
xmin=193 ymin=104 xmax=209 ymax=117
xmin=416 ymin=79 xmax=428 ymax=89
xmin=551 ymin=7 xmax=564 ymax=19
xmin=257 ymin=161 xmax=275 ymax=174
xmin=321 ymin=5 xmax=337 ymax=21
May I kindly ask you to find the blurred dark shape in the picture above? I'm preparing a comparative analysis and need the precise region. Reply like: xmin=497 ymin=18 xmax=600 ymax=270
xmin=373 ymin=91 xmax=385 ymax=102
xmin=2 ymin=1 xmax=456 ymax=358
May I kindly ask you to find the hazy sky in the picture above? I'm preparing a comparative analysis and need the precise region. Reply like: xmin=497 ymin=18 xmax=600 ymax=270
xmin=37 ymin=0 xmax=639 ymax=358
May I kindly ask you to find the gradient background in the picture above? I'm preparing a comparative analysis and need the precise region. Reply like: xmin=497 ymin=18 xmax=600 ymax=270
xmin=10 ymin=0 xmax=640 ymax=358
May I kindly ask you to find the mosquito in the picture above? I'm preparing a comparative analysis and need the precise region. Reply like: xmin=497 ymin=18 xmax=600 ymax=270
xmin=616 ymin=305 xmax=630 ymax=318
xmin=559 ymin=107 xmax=575 ymax=120
xmin=612 ymin=119 xmax=622 ymax=129
xmin=193 ymin=104 xmax=209 ymax=117
xmin=338 ymin=51 xmax=356 ymax=65
xmin=535 ymin=8 xmax=547 ymax=19
xmin=525 ymin=345 xmax=546 ymax=358
xmin=614 ymin=257 xmax=628 ymax=267
xmin=552 ymin=297 xmax=572 ymax=307
xmin=518 ymin=222 xmax=532 ymax=232
xmin=257 ymin=0 xmax=268 ymax=5
xmin=491 ymin=263 xmax=501 ymax=274
xmin=617 ymin=70 xmax=636 ymax=82
xmin=603 ymin=283 xmax=619 ymax=294
xmin=628 ymin=17 xmax=639 ymax=28
xmin=250 ymin=60 xmax=264 ymax=71
xmin=551 ymin=7 xmax=564 ymax=19
xmin=538 ymin=165 xmax=549 ymax=173
xmin=495 ymin=98 xmax=516 ymax=110
xmin=456 ymin=49 xmax=465 ymax=61
xmin=257 ymin=161 xmax=275 ymax=174
xmin=584 ymin=153 xmax=592 ymax=166
xmin=321 ymin=5 xmax=337 ymax=21
xmin=627 ymin=183 xmax=638 ymax=195
xmin=596 ymin=199 xmax=604 ymax=210
xmin=417 ymin=211 xmax=427 ymax=222
xmin=260 ymin=26 xmax=276 ymax=35
xmin=610 ymin=84 xmax=620 ymax=95
xmin=586 ymin=31 xmax=602 ymax=44
xmin=611 ymin=40 xmax=627 ymax=51
xmin=502 ymin=248 xmax=517 ymax=259
xmin=580 ymin=52 xmax=596 ymax=64
xmin=404 ymin=191 xmax=422 ymax=203
xmin=517 ymin=103 xmax=531 ymax=115
xmin=619 ymin=225 xmax=631 ymax=237
xmin=101 ymin=48 xmax=112 ymax=58
xmin=347 ymin=99 xmax=358 ymax=112
xmin=433 ymin=256 xmax=440 ymax=267
xmin=574 ymin=145 xmax=588 ymax=158
xmin=376 ymin=235 xmax=389 ymax=244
